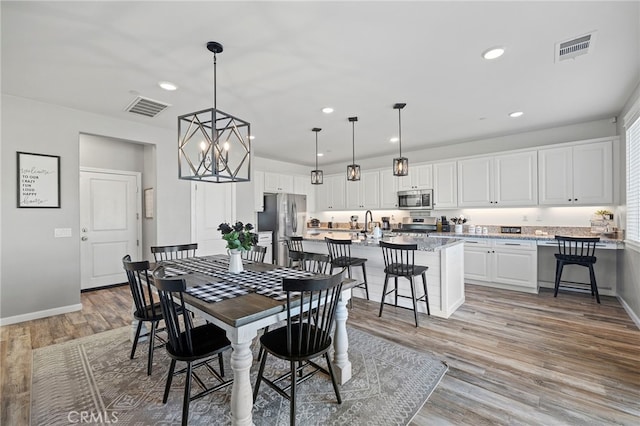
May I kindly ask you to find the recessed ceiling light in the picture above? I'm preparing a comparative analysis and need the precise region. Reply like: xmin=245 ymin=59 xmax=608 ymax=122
xmin=509 ymin=111 xmax=524 ymax=118
xmin=482 ymin=47 xmax=505 ymax=60
xmin=322 ymin=107 xmax=334 ymax=114
xmin=158 ymin=81 xmax=178 ymax=91
xmin=389 ymin=137 xmax=399 ymax=143
xmin=317 ymin=153 xmax=324 ymax=157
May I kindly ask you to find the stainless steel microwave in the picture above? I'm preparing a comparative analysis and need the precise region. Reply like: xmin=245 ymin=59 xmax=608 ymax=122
xmin=398 ymin=189 xmax=434 ymax=210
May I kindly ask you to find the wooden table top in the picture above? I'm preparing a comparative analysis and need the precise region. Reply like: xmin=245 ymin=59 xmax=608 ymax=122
xmin=154 ymin=255 xmax=355 ymax=328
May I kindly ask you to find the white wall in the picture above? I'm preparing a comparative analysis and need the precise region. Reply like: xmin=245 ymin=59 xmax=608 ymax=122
xmin=616 ymin=80 xmax=640 ymax=325
xmin=0 ymin=95 xmax=190 ymax=323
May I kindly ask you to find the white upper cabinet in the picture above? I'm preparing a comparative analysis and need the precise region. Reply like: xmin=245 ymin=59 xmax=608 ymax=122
xmin=317 ymin=174 xmax=346 ymax=210
xmin=457 ymin=157 xmax=493 ymax=207
xmin=493 ymin=151 xmax=538 ymax=206
xmin=294 ymin=175 xmax=315 ymax=213
xmin=397 ymin=164 xmax=433 ymax=191
xmin=458 ymin=151 xmax=537 ymax=207
xmin=264 ymin=172 xmax=294 ymax=193
xmin=346 ymin=171 xmax=380 ymax=210
xmin=538 ymin=140 xmax=612 ymax=205
xmin=379 ymin=168 xmax=399 ymax=209
xmin=432 ymin=161 xmax=457 ymax=209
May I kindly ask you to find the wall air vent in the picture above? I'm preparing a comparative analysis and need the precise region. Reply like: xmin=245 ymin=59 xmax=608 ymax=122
xmin=555 ymin=31 xmax=596 ymax=63
xmin=124 ymin=96 xmax=170 ymax=117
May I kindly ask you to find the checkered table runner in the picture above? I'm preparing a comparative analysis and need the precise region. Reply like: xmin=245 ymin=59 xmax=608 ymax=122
xmin=163 ymin=257 xmax=316 ymax=303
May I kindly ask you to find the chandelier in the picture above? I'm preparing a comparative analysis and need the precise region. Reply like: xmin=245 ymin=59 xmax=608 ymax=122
xmin=346 ymin=116 xmax=360 ymax=181
xmin=178 ymin=42 xmax=251 ymax=183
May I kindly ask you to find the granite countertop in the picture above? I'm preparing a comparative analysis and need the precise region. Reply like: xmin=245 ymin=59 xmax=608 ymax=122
xmin=304 ymin=231 xmax=464 ymax=252
xmin=427 ymin=231 xmax=623 ymax=243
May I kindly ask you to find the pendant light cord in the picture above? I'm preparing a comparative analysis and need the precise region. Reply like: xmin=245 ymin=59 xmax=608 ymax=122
xmin=352 ymin=121 xmax=356 ymax=163
xmin=315 ymin=132 xmax=319 ymax=169
xmin=398 ymin=107 xmax=402 ymax=158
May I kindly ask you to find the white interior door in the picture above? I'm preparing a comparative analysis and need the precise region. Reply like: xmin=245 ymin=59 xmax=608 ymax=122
xmin=80 ymin=169 xmax=141 ymax=290
xmin=192 ymin=182 xmax=234 ymax=256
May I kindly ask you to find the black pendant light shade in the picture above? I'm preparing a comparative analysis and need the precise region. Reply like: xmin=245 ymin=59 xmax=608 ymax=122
xmin=311 ymin=128 xmax=323 ymax=185
xmin=178 ymin=42 xmax=251 ymax=183
xmin=346 ymin=116 xmax=361 ymax=181
xmin=392 ymin=103 xmax=408 ymax=177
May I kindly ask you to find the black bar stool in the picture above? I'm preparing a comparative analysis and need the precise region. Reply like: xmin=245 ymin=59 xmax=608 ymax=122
xmin=325 ymin=237 xmax=369 ymax=300
xmin=379 ymin=241 xmax=430 ymax=327
xmin=554 ymin=235 xmax=601 ymax=303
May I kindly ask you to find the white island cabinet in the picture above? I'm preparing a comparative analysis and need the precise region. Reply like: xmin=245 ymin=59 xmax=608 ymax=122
xmin=303 ymin=235 xmax=465 ymax=319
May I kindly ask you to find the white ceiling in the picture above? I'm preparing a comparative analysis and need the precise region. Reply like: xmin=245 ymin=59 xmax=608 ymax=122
xmin=2 ymin=1 xmax=639 ymax=166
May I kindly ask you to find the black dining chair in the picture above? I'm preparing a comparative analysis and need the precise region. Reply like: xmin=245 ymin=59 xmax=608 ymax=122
xmin=152 ymin=267 xmax=232 ymax=426
xmin=122 ymin=255 xmax=167 ymax=375
xmin=286 ymin=236 xmax=305 ymax=269
xmin=554 ymin=235 xmax=601 ymax=303
xmin=325 ymin=237 xmax=369 ymax=300
xmin=150 ymin=243 xmax=198 ymax=262
xmin=242 ymin=245 xmax=267 ymax=263
xmin=253 ymin=273 xmax=343 ymax=426
xmin=378 ymin=241 xmax=430 ymax=327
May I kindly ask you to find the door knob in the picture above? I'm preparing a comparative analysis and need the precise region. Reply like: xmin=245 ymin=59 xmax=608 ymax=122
xmin=81 ymin=236 xmax=88 ymax=241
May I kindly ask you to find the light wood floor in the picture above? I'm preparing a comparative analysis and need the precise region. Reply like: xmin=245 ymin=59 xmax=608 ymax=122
xmin=2 ymin=284 xmax=639 ymax=425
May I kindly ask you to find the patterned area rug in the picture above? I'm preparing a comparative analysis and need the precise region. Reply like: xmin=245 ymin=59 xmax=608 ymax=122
xmin=31 ymin=326 xmax=447 ymax=425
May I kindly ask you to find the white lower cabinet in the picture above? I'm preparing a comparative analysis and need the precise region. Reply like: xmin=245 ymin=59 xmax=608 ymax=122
xmin=463 ymin=239 xmax=538 ymax=293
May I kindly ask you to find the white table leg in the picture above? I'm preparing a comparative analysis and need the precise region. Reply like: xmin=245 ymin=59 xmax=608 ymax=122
xmin=230 ymin=330 xmax=257 ymax=426
xmin=332 ymin=289 xmax=352 ymax=385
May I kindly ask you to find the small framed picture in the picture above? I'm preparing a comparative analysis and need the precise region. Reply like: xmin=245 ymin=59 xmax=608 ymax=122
xmin=17 ymin=151 xmax=61 ymax=208
xmin=144 ymin=188 xmax=154 ymax=219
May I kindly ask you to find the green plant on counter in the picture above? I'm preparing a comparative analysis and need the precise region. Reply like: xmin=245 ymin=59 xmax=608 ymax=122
xmin=595 ymin=209 xmax=613 ymax=220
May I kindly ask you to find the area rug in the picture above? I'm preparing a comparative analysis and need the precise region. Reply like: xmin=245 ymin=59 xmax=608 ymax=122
xmin=31 ymin=326 xmax=447 ymax=425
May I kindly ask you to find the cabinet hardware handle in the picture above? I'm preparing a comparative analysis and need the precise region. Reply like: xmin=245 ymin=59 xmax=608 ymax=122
xmin=574 ymin=198 xmax=578 ymax=201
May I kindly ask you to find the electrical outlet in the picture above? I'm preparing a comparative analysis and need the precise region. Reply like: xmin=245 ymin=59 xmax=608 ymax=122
xmin=536 ymin=215 xmax=543 ymax=222
xmin=522 ymin=215 xmax=528 ymax=222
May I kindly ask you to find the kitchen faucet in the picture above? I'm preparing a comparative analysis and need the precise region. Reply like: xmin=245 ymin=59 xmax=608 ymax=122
xmin=363 ymin=210 xmax=373 ymax=234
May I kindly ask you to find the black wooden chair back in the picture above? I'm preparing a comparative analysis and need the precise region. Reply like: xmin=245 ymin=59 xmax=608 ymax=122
xmin=286 ymin=236 xmax=305 ymax=268
xmin=152 ymin=270 xmax=195 ymax=356
xmin=284 ymin=274 xmax=343 ymax=356
xmin=151 ymin=243 xmax=198 ymax=262
xmin=379 ymin=241 xmax=419 ymax=277
xmin=324 ymin=237 xmax=355 ymax=268
xmin=301 ymin=252 xmax=331 ymax=274
xmin=242 ymin=245 xmax=267 ymax=263
xmin=123 ymin=255 xmax=159 ymax=319
xmin=555 ymin=236 xmax=599 ymax=263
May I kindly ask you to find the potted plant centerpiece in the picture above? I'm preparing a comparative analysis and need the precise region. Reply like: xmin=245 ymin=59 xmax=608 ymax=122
xmin=217 ymin=221 xmax=258 ymax=273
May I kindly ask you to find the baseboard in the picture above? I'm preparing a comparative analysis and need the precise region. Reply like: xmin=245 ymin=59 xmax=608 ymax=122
xmin=617 ymin=296 xmax=640 ymax=330
xmin=0 ymin=303 xmax=82 ymax=326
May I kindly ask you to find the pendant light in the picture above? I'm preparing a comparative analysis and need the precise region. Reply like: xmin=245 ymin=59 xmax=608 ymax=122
xmin=178 ymin=41 xmax=251 ymax=183
xmin=311 ymin=128 xmax=323 ymax=185
xmin=346 ymin=116 xmax=361 ymax=181
xmin=392 ymin=102 xmax=408 ymax=176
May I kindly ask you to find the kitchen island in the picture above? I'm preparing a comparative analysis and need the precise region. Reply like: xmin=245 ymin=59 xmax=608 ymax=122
xmin=303 ymin=232 xmax=465 ymax=319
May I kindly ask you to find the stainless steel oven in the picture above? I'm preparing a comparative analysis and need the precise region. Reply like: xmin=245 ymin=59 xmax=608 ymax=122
xmin=398 ymin=189 xmax=433 ymax=210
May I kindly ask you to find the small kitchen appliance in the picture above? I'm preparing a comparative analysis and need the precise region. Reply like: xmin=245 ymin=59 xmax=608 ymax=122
xmin=350 ymin=215 xmax=359 ymax=229
xmin=397 ymin=189 xmax=434 ymax=210
xmin=381 ymin=216 xmax=391 ymax=231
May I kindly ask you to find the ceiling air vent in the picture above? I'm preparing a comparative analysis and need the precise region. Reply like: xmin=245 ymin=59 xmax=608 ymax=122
xmin=555 ymin=31 xmax=596 ymax=63
xmin=124 ymin=96 xmax=170 ymax=118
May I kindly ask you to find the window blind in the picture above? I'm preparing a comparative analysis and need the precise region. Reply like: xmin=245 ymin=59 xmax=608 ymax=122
xmin=626 ymin=113 xmax=640 ymax=244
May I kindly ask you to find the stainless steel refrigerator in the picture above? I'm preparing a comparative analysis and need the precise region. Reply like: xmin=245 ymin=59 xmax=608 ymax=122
xmin=257 ymin=193 xmax=307 ymax=266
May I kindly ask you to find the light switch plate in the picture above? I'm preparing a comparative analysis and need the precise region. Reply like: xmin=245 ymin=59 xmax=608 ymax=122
xmin=54 ymin=228 xmax=72 ymax=238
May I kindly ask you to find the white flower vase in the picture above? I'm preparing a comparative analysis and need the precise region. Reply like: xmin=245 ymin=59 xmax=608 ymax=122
xmin=454 ymin=224 xmax=463 ymax=234
xmin=228 ymin=249 xmax=244 ymax=273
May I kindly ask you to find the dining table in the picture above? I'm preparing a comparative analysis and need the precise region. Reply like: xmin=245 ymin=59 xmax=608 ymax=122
xmin=155 ymin=254 xmax=356 ymax=426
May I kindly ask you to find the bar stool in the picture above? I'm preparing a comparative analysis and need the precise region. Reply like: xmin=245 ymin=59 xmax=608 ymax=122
xmin=379 ymin=241 xmax=430 ymax=327
xmin=325 ymin=237 xmax=369 ymax=300
xmin=554 ymin=235 xmax=601 ymax=303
